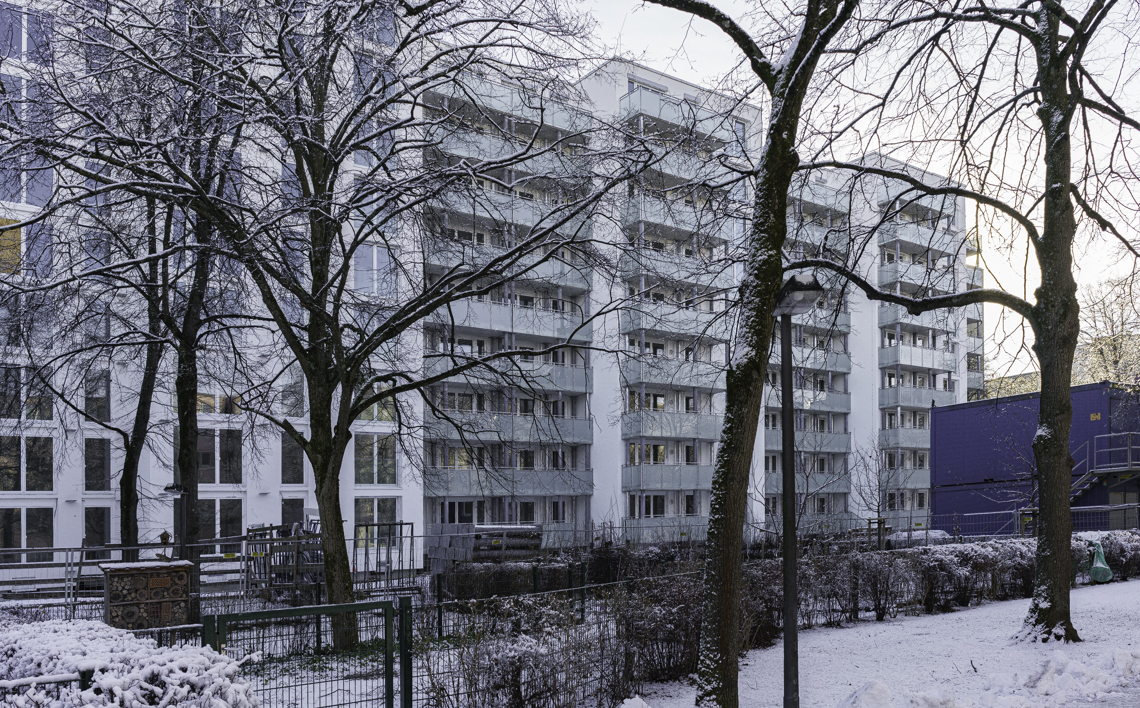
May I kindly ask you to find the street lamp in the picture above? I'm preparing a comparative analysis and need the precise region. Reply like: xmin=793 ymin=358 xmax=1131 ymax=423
xmin=162 ymin=483 xmax=189 ymax=563
xmin=772 ymin=273 xmax=824 ymax=708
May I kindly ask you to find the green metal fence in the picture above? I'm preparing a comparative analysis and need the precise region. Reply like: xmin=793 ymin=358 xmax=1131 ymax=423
xmin=205 ymin=598 xmax=413 ymax=708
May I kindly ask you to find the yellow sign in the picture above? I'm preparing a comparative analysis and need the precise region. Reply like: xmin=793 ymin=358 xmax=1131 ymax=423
xmin=1091 ymin=412 xmax=1102 ymax=421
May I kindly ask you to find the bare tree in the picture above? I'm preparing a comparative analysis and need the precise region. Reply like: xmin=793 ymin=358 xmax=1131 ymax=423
xmin=791 ymin=0 xmax=1140 ymax=642
xmin=1075 ymin=276 xmax=1140 ymax=386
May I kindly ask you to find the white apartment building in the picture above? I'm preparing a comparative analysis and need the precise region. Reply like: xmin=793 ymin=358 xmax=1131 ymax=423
xmin=0 ymin=2 xmax=981 ymax=561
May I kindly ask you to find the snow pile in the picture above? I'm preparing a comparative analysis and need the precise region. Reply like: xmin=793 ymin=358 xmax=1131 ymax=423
xmin=621 ymin=697 xmax=653 ymax=708
xmin=0 ymin=618 xmax=258 ymax=707
xmin=836 ymin=649 xmax=1140 ymax=708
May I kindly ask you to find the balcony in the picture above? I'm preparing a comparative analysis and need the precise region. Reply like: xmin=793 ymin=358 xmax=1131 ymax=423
xmin=763 ymin=429 xmax=851 ymax=454
xmin=620 ymin=86 xmax=738 ymax=142
xmin=424 ymin=240 xmax=591 ymax=291
xmin=878 ymin=386 xmax=956 ymax=409
xmin=425 ymin=410 xmax=593 ymax=445
xmin=619 ymin=358 xmax=725 ymax=391
xmin=619 ymin=250 xmax=735 ymax=291
xmin=878 ymin=345 xmax=958 ymax=372
xmin=423 ymin=356 xmax=592 ymax=394
xmin=431 ymin=299 xmax=592 ymax=341
xmin=771 ymin=346 xmax=852 ymax=373
xmin=622 ymin=410 xmax=724 ymax=440
xmin=436 ymin=189 xmax=590 ymax=236
xmin=423 ymin=466 xmax=592 ymax=497
xmin=968 ymin=371 xmax=984 ymax=391
xmin=437 ymin=132 xmax=585 ymax=179
xmin=620 ymin=305 xmax=732 ymax=341
xmin=620 ymin=516 xmax=709 ymax=543
xmin=622 ymin=464 xmax=715 ymax=492
xmin=965 ymin=302 xmax=983 ymax=322
xmin=877 ymin=262 xmax=957 ymax=290
xmin=763 ymin=388 xmax=851 ymax=414
xmin=427 ymin=82 xmax=582 ymax=133
xmin=878 ymin=427 xmax=930 ymax=448
xmin=762 ymin=472 xmax=852 ymax=495
xmin=877 ymin=304 xmax=954 ymax=331
xmin=797 ymin=308 xmax=852 ymax=333
xmin=621 ymin=196 xmax=736 ymax=242
xmin=877 ymin=222 xmax=964 ymax=258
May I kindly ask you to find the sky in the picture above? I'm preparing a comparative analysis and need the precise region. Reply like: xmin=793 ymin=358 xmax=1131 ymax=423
xmin=581 ymin=0 xmax=1138 ymax=377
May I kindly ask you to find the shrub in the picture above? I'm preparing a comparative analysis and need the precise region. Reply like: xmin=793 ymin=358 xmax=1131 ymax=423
xmin=0 ymin=618 xmax=257 ymax=708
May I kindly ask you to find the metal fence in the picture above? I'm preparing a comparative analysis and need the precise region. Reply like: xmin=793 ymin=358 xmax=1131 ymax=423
xmin=205 ymin=599 xmax=413 ymax=708
xmin=0 ymin=670 xmax=96 ymax=705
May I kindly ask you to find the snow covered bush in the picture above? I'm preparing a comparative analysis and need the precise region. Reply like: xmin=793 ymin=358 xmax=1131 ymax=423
xmin=623 ymin=574 xmax=702 ymax=682
xmin=0 ymin=618 xmax=257 ymax=707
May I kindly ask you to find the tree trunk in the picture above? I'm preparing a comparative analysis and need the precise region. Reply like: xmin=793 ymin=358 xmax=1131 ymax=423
xmin=696 ymin=131 xmax=797 ymax=707
xmin=1023 ymin=19 xmax=1082 ymax=640
xmin=307 ymin=370 xmax=359 ymax=650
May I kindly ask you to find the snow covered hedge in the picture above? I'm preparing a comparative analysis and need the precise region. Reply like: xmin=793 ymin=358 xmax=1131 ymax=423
xmin=0 ymin=618 xmax=258 ymax=707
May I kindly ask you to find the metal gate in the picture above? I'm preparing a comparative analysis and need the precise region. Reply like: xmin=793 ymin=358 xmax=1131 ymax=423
xmin=205 ymin=598 xmax=412 ymax=708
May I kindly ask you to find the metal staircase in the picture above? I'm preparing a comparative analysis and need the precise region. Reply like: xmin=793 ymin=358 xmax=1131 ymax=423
xmin=1069 ymin=441 xmax=1095 ymax=502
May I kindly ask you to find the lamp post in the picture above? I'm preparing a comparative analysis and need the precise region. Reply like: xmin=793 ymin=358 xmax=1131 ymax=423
xmin=163 ymin=483 xmax=189 ymax=563
xmin=772 ymin=274 xmax=824 ymax=708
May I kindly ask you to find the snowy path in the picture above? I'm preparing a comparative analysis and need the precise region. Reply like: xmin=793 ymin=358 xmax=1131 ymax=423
xmin=640 ymin=580 xmax=1140 ymax=707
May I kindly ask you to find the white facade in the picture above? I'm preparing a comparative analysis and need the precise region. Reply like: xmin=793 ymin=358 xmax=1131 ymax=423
xmin=0 ymin=20 xmax=982 ymax=560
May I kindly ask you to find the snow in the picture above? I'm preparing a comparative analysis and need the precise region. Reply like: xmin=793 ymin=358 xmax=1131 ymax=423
xmin=621 ymin=697 xmax=653 ymax=708
xmin=1034 ymin=425 xmax=1052 ymax=440
xmin=641 ymin=579 xmax=1140 ymax=708
xmin=0 ymin=618 xmax=258 ymax=707
xmin=97 ymin=560 xmax=193 ymax=571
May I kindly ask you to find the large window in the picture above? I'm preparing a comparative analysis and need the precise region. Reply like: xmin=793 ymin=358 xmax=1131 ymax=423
xmin=353 ymin=242 xmax=397 ymax=297
xmin=281 ymin=432 xmax=304 ymax=485
xmin=187 ymin=498 xmax=243 ymax=554
xmin=281 ymin=498 xmax=305 ymax=530
xmin=83 ymin=506 xmax=109 ymax=559
xmin=84 ymin=437 xmax=111 ymax=491
xmin=0 ymin=435 xmax=52 ymax=491
xmin=355 ymin=497 xmax=398 ymax=546
xmin=84 ymin=370 xmax=110 ymax=422
xmin=197 ymin=429 xmax=242 ymax=484
xmin=355 ymin=433 xmax=396 ymax=485
xmin=0 ymin=507 xmax=52 ymax=562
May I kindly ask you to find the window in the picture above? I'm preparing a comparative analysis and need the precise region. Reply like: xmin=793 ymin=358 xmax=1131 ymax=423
xmin=764 ymin=454 xmax=777 ymax=472
xmin=84 ymin=506 xmax=110 ymax=558
xmin=550 ymin=500 xmax=565 ymax=522
xmin=191 ymin=499 xmax=242 ymax=553
xmin=518 ymin=398 xmax=534 ymax=415
xmin=358 ymin=385 xmax=397 ymax=421
xmin=916 ymin=453 xmax=927 ymax=469
xmin=354 ymin=242 xmax=397 ymax=297
xmin=356 ymin=498 xmax=399 ymax=547
xmin=25 ymin=369 xmax=51 ymax=419
xmin=197 ymin=429 xmax=243 ymax=485
xmin=967 ymin=353 xmax=982 ymax=372
xmin=815 ymin=496 xmax=827 ymax=514
xmin=628 ymin=493 xmax=638 ymax=519
xmin=355 ymin=433 xmax=396 ymax=484
xmin=886 ymin=492 xmax=897 ymax=511
xmin=0 ymin=507 xmax=52 ymax=563
xmin=84 ymin=438 xmax=110 ymax=491
xmin=516 ymin=449 xmax=535 ymax=469
xmin=517 ymin=501 xmax=535 ymax=524
xmin=281 ymin=367 xmax=305 ymax=416
xmin=84 ymin=370 xmax=110 ymax=422
xmin=0 ymin=435 xmax=52 ymax=491
xmin=0 ymin=366 xmax=19 ymax=418
xmin=817 ymin=457 xmax=828 ymax=473
xmin=916 ymin=492 xmax=927 ymax=510
xmin=281 ymin=433 xmax=304 ymax=484
xmin=646 ymin=495 xmax=665 ymax=518
xmin=685 ymin=445 xmax=696 ymax=465
xmin=281 ymin=498 xmax=305 ymax=530
xmin=967 ymin=321 xmax=981 ymax=338
xmin=685 ymin=396 xmax=696 ymax=413
xmin=885 ymin=452 xmax=897 ymax=469
xmin=685 ymin=493 xmax=696 ymax=516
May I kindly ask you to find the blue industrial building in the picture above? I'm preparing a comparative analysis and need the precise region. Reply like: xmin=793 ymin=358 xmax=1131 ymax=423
xmin=930 ymin=382 xmax=1140 ymax=531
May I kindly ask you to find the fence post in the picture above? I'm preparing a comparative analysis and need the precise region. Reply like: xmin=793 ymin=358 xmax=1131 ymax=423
xmin=79 ymin=668 xmax=93 ymax=691
xmin=399 ymin=596 xmax=413 ymax=708
xmin=385 ymin=603 xmax=395 ymax=708
xmin=202 ymin=615 xmax=217 ymax=651
xmin=434 ymin=573 xmax=443 ymax=640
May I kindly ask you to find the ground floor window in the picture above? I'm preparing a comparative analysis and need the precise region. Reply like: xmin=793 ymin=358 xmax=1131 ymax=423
xmin=0 ymin=507 xmax=53 ymax=562
xmin=83 ymin=506 xmax=110 ymax=560
xmin=356 ymin=497 xmax=399 ymax=546
xmin=281 ymin=498 xmax=305 ymax=530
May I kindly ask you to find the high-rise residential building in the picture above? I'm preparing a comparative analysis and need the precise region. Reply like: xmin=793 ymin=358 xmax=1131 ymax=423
xmin=0 ymin=0 xmax=981 ymax=560
xmin=759 ymin=159 xmax=983 ymax=533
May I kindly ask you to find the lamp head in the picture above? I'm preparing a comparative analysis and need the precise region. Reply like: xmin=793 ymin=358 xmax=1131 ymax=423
xmin=773 ymin=273 xmax=825 ymax=316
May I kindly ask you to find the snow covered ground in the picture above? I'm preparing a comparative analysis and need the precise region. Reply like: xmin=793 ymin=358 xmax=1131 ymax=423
xmin=639 ymin=579 xmax=1140 ymax=707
